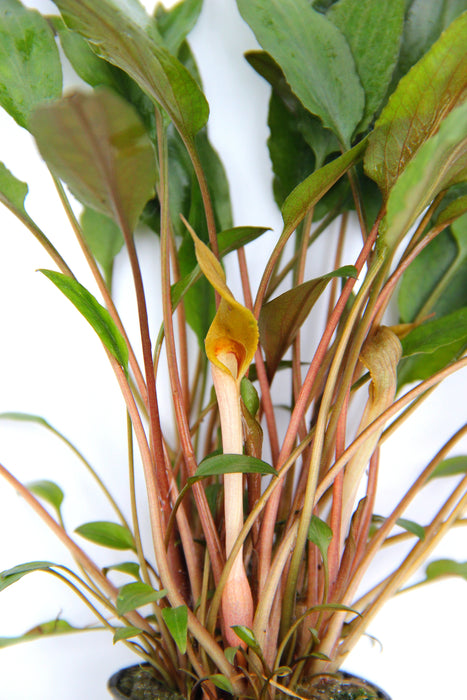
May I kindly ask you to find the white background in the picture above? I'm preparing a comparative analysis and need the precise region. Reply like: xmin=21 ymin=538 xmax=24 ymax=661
xmin=0 ymin=1 xmax=466 ymax=698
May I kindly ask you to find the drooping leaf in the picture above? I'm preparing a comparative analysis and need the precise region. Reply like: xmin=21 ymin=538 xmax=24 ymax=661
xmin=396 ymin=517 xmax=425 ymax=541
xmin=0 ymin=619 xmax=81 ymax=649
xmin=113 ymin=626 xmax=143 ymax=643
xmin=365 ymin=11 xmax=467 ymax=200
xmin=259 ymin=266 xmax=357 ymax=379
xmin=80 ymin=208 xmax=124 ymax=286
xmin=0 ymin=561 xmax=55 ymax=592
xmin=194 ymin=454 xmax=277 ymax=480
xmin=75 ymin=521 xmax=136 ymax=551
xmin=161 ymin=605 xmax=188 ymax=654
xmin=327 ymin=0 xmax=405 ymax=132
xmin=116 ymin=582 xmax=166 ymax=614
xmin=281 ymin=137 xmax=368 ymax=233
xmin=0 ymin=162 xmax=29 ymax=218
xmin=429 ymin=455 xmax=467 ymax=480
xmin=230 ymin=625 xmax=262 ymax=656
xmin=155 ymin=0 xmax=203 ymax=56
xmin=30 ymin=88 xmax=156 ymax=232
xmin=40 ymin=270 xmax=129 ymax=372
xmin=53 ymin=0 xmax=208 ymax=140
xmin=381 ymin=100 xmax=467 ymax=251
xmin=0 ymin=0 xmax=62 ymax=129
xmin=236 ymin=0 xmax=365 ymax=145
xmin=103 ymin=562 xmax=141 ymax=579
xmin=208 ymin=675 xmax=234 ymax=696
xmin=424 ymin=558 xmax=467 ymax=582
xmin=26 ymin=480 xmax=64 ymax=515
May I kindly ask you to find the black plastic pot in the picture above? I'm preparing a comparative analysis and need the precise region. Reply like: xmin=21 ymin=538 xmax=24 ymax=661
xmin=108 ymin=666 xmax=391 ymax=700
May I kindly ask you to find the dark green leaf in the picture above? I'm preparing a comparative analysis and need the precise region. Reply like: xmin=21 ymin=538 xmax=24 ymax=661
xmin=381 ymin=100 xmax=467 ymax=250
xmin=429 ymin=456 xmax=467 ymax=480
xmin=327 ymin=0 xmax=405 ymax=132
xmin=155 ymin=0 xmax=203 ymax=56
xmin=75 ymin=521 xmax=136 ymax=551
xmin=40 ymin=269 xmax=129 ymax=371
xmin=0 ymin=0 xmax=62 ymax=129
xmin=30 ymin=88 xmax=156 ymax=232
xmin=425 ymin=558 xmax=467 ymax=582
xmin=53 ymin=0 xmax=208 ymax=140
xmin=282 ymin=137 xmax=368 ymax=232
xmin=80 ymin=208 xmax=124 ymax=286
xmin=240 ymin=377 xmax=260 ymax=418
xmin=401 ymin=307 xmax=467 ymax=358
xmin=0 ymin=561 xmax=55 ymax=592
xmin=365 ymin=11 xmax=467 ymax=200
xmin=396 ymin=517 xmax=425 ymax=541
xmin=392 ymin=0 xmax=467 ymax=89
xmin=259 ymin=266 xmax=357 ymax=379
xmin=237 ymin=0 xmax=364 ymax=145
xmin=218 ymin=226 xmax=270 ymax=257
xmin=116 ymin=582 xmax=166 ymax=614
xmin=26 ymin=480 xmax=64 ymax=514
xmin=0 ymin=619 xmax=80 ymax=649
xmin=436 ymin=195 xmax=467 ymax=227
xmin=162 ymin=605 xmax=187 ymax=654
xmin=194 ymin=454 xmax=277 ymax=480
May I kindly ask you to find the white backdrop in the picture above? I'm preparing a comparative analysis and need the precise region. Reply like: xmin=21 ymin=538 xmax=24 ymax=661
xmin=0 ymin=1 xmax=466 ymax=699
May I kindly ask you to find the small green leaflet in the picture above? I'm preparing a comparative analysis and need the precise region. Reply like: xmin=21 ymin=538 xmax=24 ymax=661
xmin=424 ymin=559 xmax=467 ymax=582
xmin=116 ymin=582 xmax=166 ymax=615
xmin=75 ymin=521 xmax=136 ymax=551
xmin=162 ymin=605 xmax=188 ymax=654
xmin=113 ymin=626 xmax=144 ymax=643
xmin=230 ymin=625 xmax=262 ymax=656
xmin=26 ymin=480 xmax=64 ymax=516
xmin=429 ymin=456 xmax=467 ymax=480
xmin=194 ymin=454 xmax=277 ymax=480
xmin=0 ymin=619 xmax=81 ymax=649
xmin=0 ymin=561 xmax=55 ymax=592
xmin=40 ymin=270 xmax=129 ymax=372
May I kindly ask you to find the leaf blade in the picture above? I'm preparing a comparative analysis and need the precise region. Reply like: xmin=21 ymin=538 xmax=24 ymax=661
xmin=75 ymin=521 xmax=136 ymax=551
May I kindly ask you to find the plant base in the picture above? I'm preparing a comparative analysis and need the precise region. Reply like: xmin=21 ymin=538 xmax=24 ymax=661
xmin=107 ymin=665 xmax=184 ymax=700
xmin=296 ymin=672 xmax=391 ymax=700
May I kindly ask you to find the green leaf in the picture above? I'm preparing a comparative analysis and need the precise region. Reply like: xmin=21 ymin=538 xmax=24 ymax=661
xmin=103 ymin=562 xmax=141 ymax=579
xmin=282 ymin=137 xmax=368 ymax=233
xmin=40 ymin=269 xmax=129 ymax=372
xmin=259 ymin=266 xmax=357 ymax=379
xmin=230 ymin=625 xmax=262 ymax=656
xmin=327 ymin=0 xmax=405 ymax=132
xmin=392 ymin=0 xmax=467 ymax=89
xmin=425 ymin=558 xmax=467 ymax=582
xmin=80 ymin=208 xmax=124 ymax=287
xmin=0 ymin=619 xmax=80 ymax=649
xmin=436 ymin=195 xmax=467 ymax=227
xmin=0 ymin=0 xmax=62 ymax=129
xmin=307 ymin=515 xmax=333 ymax=558
xmin=0 ymin=162 xmax=29 ymax=218
xmin=30 ymin=88 xmax=156 ymax=232
xmin=429 ymin=456 xmax=467 ymax=480
xmin=155 ymin=0 xmax=203 ymax=56
xmin=161 ymin=605 xmax=188 ymax=654
xmin=194 ymin=454 xmax=277 ymax=480
xmin=381 ymin=100 xmax=467 ymax=250
xmin=116 ymin=582 xmax=166 ymax=614
xmin=401 ymin=307 xmax=467 ymax=356
xmin=0 ymin=561 xmax=55 ymax=592
xmin=26 ymin=480 xmax=64 ymax=515
xmin=53 ymin=0 xmax=208 ymax=140
xmin=208 ymin=675 xmax=234 ymax=696
xmin=113 ymin=626 xmax=143 ymax=642
xmin=365 ymin=11 xmax=467 ymax=200
xmin=236 ymin=0 xmax=364 ymax=145
xmin=396 ymin=517 xmax=425 ymax=541
xmin=240 ymin=377 xmax=260 ymax=418
xmin=75 ymin=521 xmax=136 ymax=551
